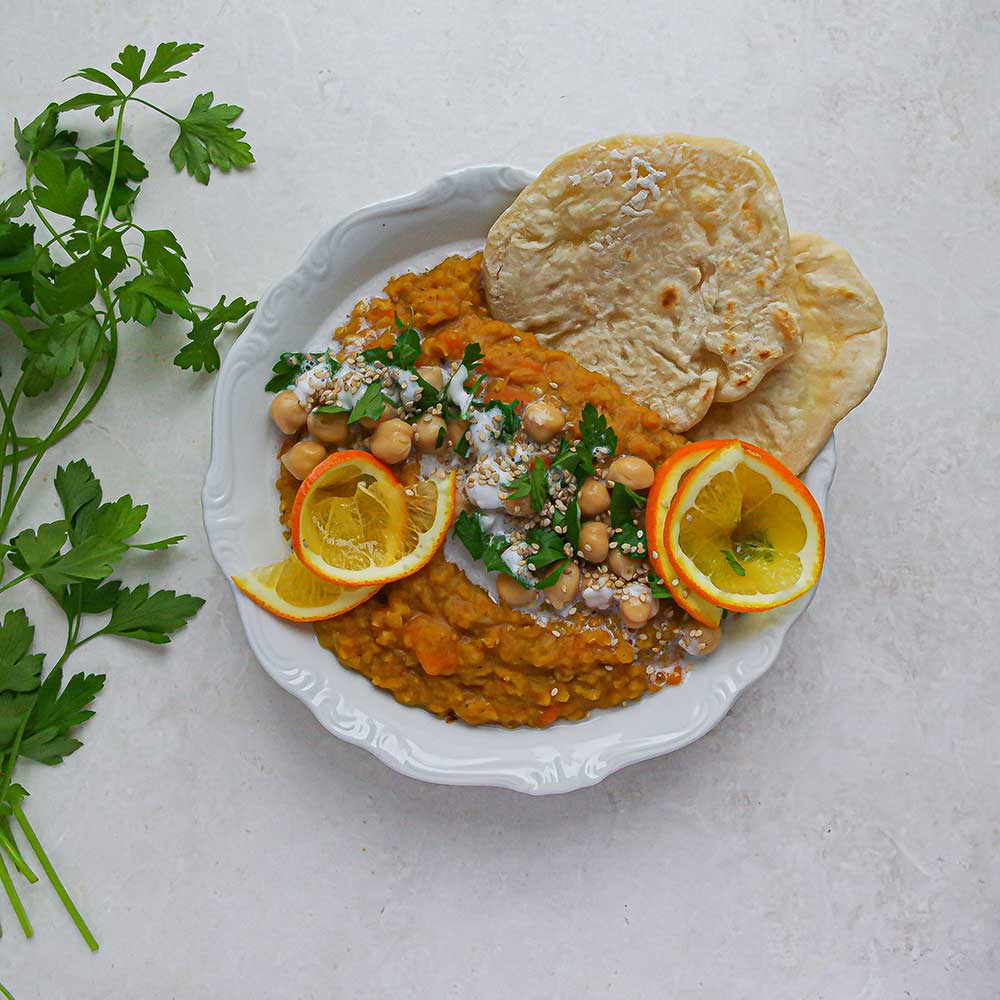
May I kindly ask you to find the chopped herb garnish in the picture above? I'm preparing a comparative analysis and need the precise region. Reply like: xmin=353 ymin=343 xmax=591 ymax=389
xmin=577 ymin=402 xmax=617 ymax=475
xmin=722 ymin=549 xmax=746 ymax=576
xmin=535 ymin=558 xmax=571 ymax=590
xmin=461 ymin=341 xmax=485 ymax=372
xmin=504 ymin=456 xmax=548 ymax=513
xmin=265 ymin=350 xmax=340 ymax=392
xmin=550 ymin=437 xmax=583 ymax=479
xmin=453 ymin=511 xmax=518 ymax=578
xmin=489 ymin=400 xmax=521 ymax=441
xmin=361 ymin=322 xmax=422 ymax=369
xmin=648 ymin=573 xmax=671 ymax=599
xmin=610 ymin=482 xmax=646 ymax=527
xmin=347 ymin=381 xmax=394 ymax=424
xmin=524 ymin=526 xmax=567 ymax=575
xmin=552 ymin=498 xmax=581 ymax=550
xmin=613 ymin=520 xmax=646 ymax=559
xmin=312 ymin=403 xmax=347 ymax=415
xmin=453 ymin=428 xmax=471 ymax=457
xmin=435 ymin=425 xmax=446 ymax=449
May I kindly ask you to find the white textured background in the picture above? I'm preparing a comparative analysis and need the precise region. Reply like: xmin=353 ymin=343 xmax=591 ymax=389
xmin=1 ymin=1 xmax=998 ymax=997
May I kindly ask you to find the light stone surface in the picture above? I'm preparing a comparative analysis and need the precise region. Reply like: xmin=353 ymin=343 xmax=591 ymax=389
xmin=1 ymin=2 xmax=998 ymax=997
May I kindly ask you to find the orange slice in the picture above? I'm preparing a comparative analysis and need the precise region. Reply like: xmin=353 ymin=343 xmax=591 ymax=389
xmin=292 ymin=449 xmax=456 ymax=585
xmin=233 ymin=554 xmax=378 ymax=622
xmin=664 ymin=441 xmax=825 ymax=612
xmin=647 ymin=441 xmax=727 ymax=628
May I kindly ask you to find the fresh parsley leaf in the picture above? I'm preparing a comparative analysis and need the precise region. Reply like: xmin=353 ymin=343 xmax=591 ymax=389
xmin=524 ymin=526 xmax=566 ymax=573
xmin=116 ymin=273 xmax=193 ymax=325
xmin=647 ymin=573 xmax=671 ymax=599
xmin=488 ymin=400 xmax=521 ymax=441
xmin=140 ymin=229 xmax=190 ymax=292
xmin=453 ymin=427 xmax=471 ymax=457
xmin=550 ymin=437 xmax=582 ymax=478
xmin=504 ymin=457 xmax=548 ymax=513
xmin=0 ymin=190 xmax=30 ymax=223
xmin=30 ymin=149 xmax=90 ymax=219
xmin=361 ymin=324 xmax=422 ymax=369
xmin=312 ymin=403 xmax=347 ymax=415
xmin=0 ymin=610 xmax=43 ymax=748
xmin=612 ymin=520 xmax=646 ymax=560
xmin=610 ymin=482 xmax=646 ymax=528
xmin=168 ymin=91 xmax=254 ymax=185
xmin=453 ymin=511 xmax=517 ymax=577
xmin=552 ymin=498 xmax=581 ymax=550
xmin=103 ymin=584 xmax=204 ymax=644
xmin=18 ymin=667 xmax=105 ymax=765
xmin=173 ymin=295 xmax=255 ymax=372
xmin=348 ymin=381 xmax=394 ymax=424
xmin=266 ymin=352 xmax=308 ymax=392
xmin=19 ymin=309 xmax=107 ymax=397
xmin=412 ymin=373 xmax=444 ymax=414
xmin=534 ymin=558 xmax=571 ymax=590
xmin=135 ymin=41 xmax=204 ymax=87
xmin=461 ymin=342 xmax=485 ymax=372
xmin=722 ymin=549 xmax=746 ymax=576
xmin=577 ymin=403 xmax=617 ymax=476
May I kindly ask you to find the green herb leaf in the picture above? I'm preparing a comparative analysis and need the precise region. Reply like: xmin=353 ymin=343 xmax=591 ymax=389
xmin=461 ymin=342 xmax=485 ymax=372
xmin=30 ymin=149 xmax=89 ymax=219
xmin=453 ymin=511 xmax=517 ymax=577
xmin=18 ymin=667 xmax=105 ymax=765
xmin=722 ymin=549 xmax=746 ymax=576
xmin=312 ymin=403 xmax=347 ymax=415
xmin=136 ymin=41 xmax=204 ymax=86
xmin=647 ymin=573 xmax=671 ymax=599
xmin=19 ymin=309 xmax=107 ymax=397
xmin=534 ymin=558 xmax=571 ymax=590
xmin=361 ymin=324 xmax=422 ymax=369
xmin=55 ymin=460 xmax=102 ymax=524
xmin=550 ymin=437 xmax=583 ymax=478
xmin=0 ymin=610 xmax=43 ymax=748
xmin=348 ymin=381 xmax=394 ymax=424
xmin=173 ymin=295 xmax=255 ymax=372
xmin=110 ymin=44 xmax=148 ymax=87
xmin=103 ymin=584 xmax=204 ymax=644
xmin=610 ymin=482 xmax=646 ymax=528
xmin=553 ymin=498 xmax=581 ymax=550
xmin=489 ymin=400 xmax=521 ymax=441
xmin=504 ymin=456 xmax=548 ymax=513
xmin=577 ymin=403 xmax=617 ymax=476
xmin=168 ymin=91 xmax=254 ymax=185
xmin=0 ymin=191 xmax=30 ymax=223
xmin=116 ymin=273 xmax=193 ymax=325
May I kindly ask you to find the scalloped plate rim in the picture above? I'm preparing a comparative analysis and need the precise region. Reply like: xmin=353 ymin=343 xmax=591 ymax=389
xmin=202 ymin=164 xmax=837 ymax=795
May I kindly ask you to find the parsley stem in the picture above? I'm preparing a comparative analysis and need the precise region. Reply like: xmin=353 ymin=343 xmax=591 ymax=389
xmin=0 ymin=980 xmax=15 ymax=1000
xmin=13 ymin=803 xmax=97 ymax=951
xmin=94 ymin=97 xmax=127 ymax=241
xmin=0 ymin=849 xmax=32 ymax=940
xmin=0 ymin=828 xmax=37 ymax=883
xmin=126 ymin=95 xmax=182 ymax=125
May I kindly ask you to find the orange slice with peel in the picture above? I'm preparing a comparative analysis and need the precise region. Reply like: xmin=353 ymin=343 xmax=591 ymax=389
xmin=232 ymin=554 xmax=378 ymax=622
xmin=664 ymin=440 xmax=825 ymax=612
xmin=292 ymin=449 xmax=456 ymax=586
xmin=647 ymin=441 xmax=727 ymax=628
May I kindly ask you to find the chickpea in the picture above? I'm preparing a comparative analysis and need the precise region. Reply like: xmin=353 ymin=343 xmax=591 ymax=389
xmin=280 ymin=440 xmax=326 ymax=480
xmin=307 ymin=409 xmax=350 ymax=446
xmin=447 ymin=418 xmax=470 ymax=449
xmin=578 ymin=521 xmax=610 ymax=563
xmin=522 ymin=398 xmax=565 ymax=444
xmin=607 ymin=548 xmax=641 ymax=580
xmin=359 ymin=405 xmax=398 ymax=432
xmin=607 ymin=455 xmax=655 ymax=491
xmin=497 ymin=573 xmax=534 ymax=607
xmin=269 ymin=390 xmax=307 ymax=435
xmin=544 ymin=561 xmax=581 ymax=610
xmin=502 ymin=493 xmax=532 ymax=517
xmin=416 ymin=365 xmax=445 ymax=389
xmin=677 ymin=623 xmax=722 ymax=656
xmin=578 ymin=477 xmax=611 ymax=517
xmin=620 ymin=593 xmax=659 ymax=629
xmin=369 ymin=418 xmax=413 ymax=465
xmin=413 ymin=413 xmax=448 ymax=453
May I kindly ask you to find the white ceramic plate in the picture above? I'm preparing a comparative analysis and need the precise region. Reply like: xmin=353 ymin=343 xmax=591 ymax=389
xmin=203 ymin=165 xmax=836 ymax=795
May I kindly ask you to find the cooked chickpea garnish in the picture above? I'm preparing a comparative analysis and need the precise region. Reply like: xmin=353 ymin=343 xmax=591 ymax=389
xmin=280 ymin=440 xmax=326 ymax=480
xmin=359 ymin=405 xmax=397 ymax=432
xmin=579 ymin=521 xmax=610 ymax=563
xmin=578 ymin=477 xmax=610 ymax=517
xmin=416 ymin=365 xmax=445 ymax=389
xmin=306 ymin=409 xmax=350 ymax=446
xmin=607 ymin=549 xmax=641 ymax=579
xmin=607 ymin=455 xmax=655 ymax=491
xmin=677 ymin=624 xmax=722 ymax=656
xmin=522 ymin=398 xmax=564 ymax=443
xmin=413 ymin=413 xmax=448 ymax=453
xmin=502 ymin=493 xmax=532 ymax=517
xmin=447 ymin=418 xmax=469 ymax=449
xmin=269 ymin=390 xmax=307 ymax=435
xmin=620 ymin=593 xmax=658 ymax=629
xmin=544 ymin=561 xmax=581 ymax=609
xmin=369 ymin=418 xmax=413 ymax=465
xmin=497 ymin=574 xmax=534 ymax=607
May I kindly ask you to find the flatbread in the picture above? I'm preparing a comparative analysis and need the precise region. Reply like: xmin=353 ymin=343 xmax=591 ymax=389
xmin=690 ymin=232 xmax=887 ymax=474
xmin=483 ymin=133 xmax=802 ymax=432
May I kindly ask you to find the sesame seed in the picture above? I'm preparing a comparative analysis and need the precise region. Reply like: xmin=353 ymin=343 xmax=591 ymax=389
xmin=550 ymin=687 xmax=558 ymax=696
xmin=513 ymin=335 xmax=522 ymax=342
xmin=549 ymin=382 xmax=559 ymax=390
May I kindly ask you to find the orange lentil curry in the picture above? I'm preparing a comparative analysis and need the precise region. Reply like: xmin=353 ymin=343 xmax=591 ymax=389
xmin=277 ymin=254 xmax=699 ymax=727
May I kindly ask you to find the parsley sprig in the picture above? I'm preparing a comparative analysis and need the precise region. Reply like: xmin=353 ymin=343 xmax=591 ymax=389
xmin=0 ymin=42 xmax=251 ymax=950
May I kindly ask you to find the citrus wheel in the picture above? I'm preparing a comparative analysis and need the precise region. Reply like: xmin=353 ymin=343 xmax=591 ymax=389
xmin=664 ymin=440 xmax=825 ymax=612
xmin=646 ymin=441 xmax=728 ymax=628
xmin=292 ymin=453 xmax=456 ymax=586
xmin=232 ymin=554 xmax=378 ymax=622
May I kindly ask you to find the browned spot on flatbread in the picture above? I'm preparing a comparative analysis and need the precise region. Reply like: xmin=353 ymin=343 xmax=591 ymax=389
xmin=660 ymin=286 xmax=678 ymax=309
xmin=772 ymin=307 xmax=798 ymax=342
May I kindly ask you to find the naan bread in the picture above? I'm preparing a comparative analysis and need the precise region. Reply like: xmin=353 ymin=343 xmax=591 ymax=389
xmin=483 ymin=133 xmax=802 ymax=432
xmin=690 ymin=232 xmax=887 ymax=473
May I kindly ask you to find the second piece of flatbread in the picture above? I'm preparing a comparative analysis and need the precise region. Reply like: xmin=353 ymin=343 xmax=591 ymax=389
xmin=690 ymin=232 xmax=887 ymax=474
xmin=483 ymin=133 xmax=802 ymax=432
